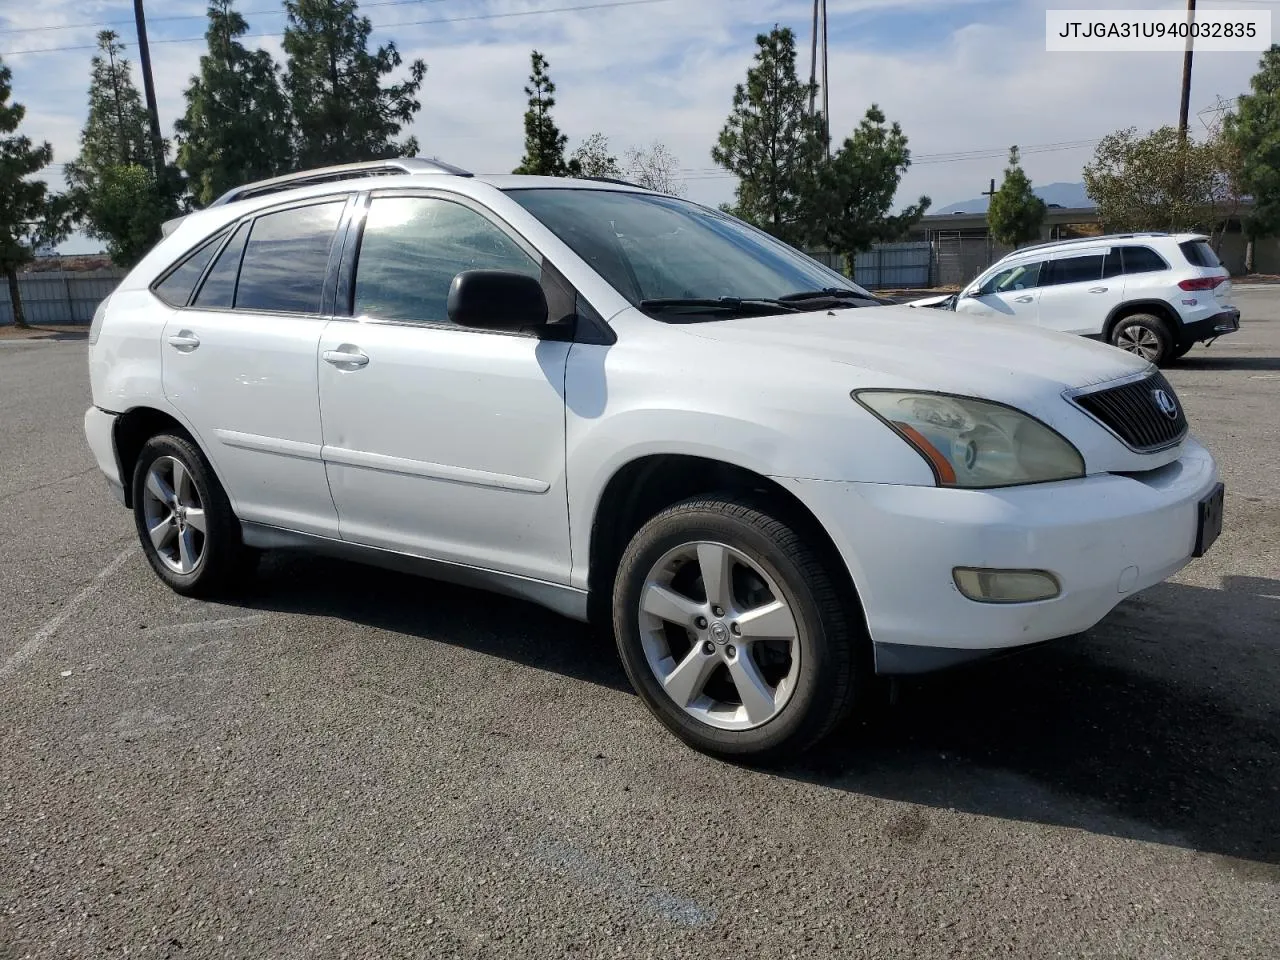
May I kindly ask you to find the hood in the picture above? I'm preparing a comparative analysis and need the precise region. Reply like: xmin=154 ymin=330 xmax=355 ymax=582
xmin=678 ymin=305 xmax=1148 ymax=407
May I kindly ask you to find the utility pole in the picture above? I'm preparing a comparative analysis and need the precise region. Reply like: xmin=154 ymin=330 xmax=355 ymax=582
xmin=821 ymin=0 xmax=830 ymax=156
xmin=808 ymin=0 xmax=831 ymax=154
xmin=982 ymin=178 xmax=997 ymax=263
xmin=133 ymin=0 xmax=165 ymax=180
xmin=809 ymin=0 xmax=819 ymax=118
xmin=1178 ymin=0 xmax=1197 ymax=141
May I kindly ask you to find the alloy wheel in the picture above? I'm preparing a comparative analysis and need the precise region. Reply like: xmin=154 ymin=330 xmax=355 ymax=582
xmin=1116 ymin=325 xmax=1162 ymax=361
xmin=140 ymin=455 xmax=207 ymax=575
xmin=638 ymin=540 xmax=800 ymax=731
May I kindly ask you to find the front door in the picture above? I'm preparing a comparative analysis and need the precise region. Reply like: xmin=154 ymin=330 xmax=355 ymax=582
xmin=161 ymin=198 xmax=349 ymax=537
xmin=956 ymin=260 xmax=1042 ymax=323
xmin=317 ymin=194 xmax=572 ymax=584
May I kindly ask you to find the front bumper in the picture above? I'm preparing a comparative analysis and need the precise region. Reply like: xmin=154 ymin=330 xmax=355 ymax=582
xmin=84 ymin=406 xmax=125 ymax=504
xmin=1179 ymin=308 xmax=1240 ymax=346
xmin=776 ymin=438 xmax=1220 ymax=673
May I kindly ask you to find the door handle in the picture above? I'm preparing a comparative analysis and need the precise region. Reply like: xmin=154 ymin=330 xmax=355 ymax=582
xmin=1014 ymin=295 xmax=1034 ymax=303
xmin=167 ymin=332 xmax=200 ymax=351
xmin=1089 ymin=286 xmax=1109 ymax=293
xmin=323 ymin=348 xmax=370 ymax=369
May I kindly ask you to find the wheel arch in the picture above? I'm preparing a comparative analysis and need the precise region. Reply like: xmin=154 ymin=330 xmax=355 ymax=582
xmin=585 ymin=453 xmax=868 ymax=635
xmin=113 ymin=406 xmax=219 ymax=508
xmin=1104 ymin=300 xmax=1181 ymax=343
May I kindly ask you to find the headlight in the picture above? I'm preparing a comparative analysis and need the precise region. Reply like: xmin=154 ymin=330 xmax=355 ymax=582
xmin=852 ymin=390 xmax=1085 ymax=488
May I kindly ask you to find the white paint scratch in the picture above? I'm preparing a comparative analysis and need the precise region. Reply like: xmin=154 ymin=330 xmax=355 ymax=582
xmin=0 ymin=547 xmax=133 ymax=679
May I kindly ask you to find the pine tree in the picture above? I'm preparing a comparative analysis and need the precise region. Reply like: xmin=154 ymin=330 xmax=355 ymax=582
xmin=812 ymin=105 xmax=929 ymax=262
xmin=176 ymin=0 xmax=293 ymax=207
xmin=711 ymin=27 xmax=825 ymax=246
xmin=0 ymin=58 xmax=72 ymax=328
xmin=1225 ymin=45 xmax=1280 ymax=266
xmin=986 ymin=146 xmax=1046 ymax=248
xmin=283 ymin=0 xmax=427 ymax=167
xmin=65 ymin=31 xmax=177 ymax=267
xmin=514 ymin=51 xmax=578 ymax=176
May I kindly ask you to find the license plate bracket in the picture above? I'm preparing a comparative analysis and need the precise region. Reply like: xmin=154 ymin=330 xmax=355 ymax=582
xmin=1194 ymin=482 xmax=1225 ymax=558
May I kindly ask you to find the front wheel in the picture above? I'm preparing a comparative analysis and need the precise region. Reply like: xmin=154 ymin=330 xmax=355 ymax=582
xmin=612 ymin=496 xmax=865 ymax=760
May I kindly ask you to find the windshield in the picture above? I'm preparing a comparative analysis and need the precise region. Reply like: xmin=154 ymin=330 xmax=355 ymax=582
xmin=505 ymin=188 xmax=874 ymax=315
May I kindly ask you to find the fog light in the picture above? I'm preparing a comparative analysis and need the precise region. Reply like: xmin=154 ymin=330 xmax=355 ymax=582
xmin=953 ymin=568 xmax=1061 ymax=604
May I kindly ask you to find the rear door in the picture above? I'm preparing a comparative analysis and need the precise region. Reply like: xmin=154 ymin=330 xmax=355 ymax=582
xmin=955 ymin=260 xmax=1043 ymax=322
xmin=1034 ymin=250 xmax=1123 ymax=336
xmin=160 ymin=196 xmax=351 ymax=537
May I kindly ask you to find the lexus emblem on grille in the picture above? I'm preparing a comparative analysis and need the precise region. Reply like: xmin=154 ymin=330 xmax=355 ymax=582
xmin=1152 ymin=388 xmax=1179 ymax=420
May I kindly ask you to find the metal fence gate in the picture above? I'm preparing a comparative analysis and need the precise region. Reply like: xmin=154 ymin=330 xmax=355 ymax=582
xmin=0 ymin=269 xmax=127 ymax=325
xmin=930 ymin=234 xmax=1014 ymax=288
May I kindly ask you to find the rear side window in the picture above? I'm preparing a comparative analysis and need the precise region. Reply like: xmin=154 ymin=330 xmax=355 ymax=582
xmin=353 ymin=196 xmax=540 ymax=325
xmin=1122 ymin=246 xmax=1169 ymax=274
xmin=1044 ymin=254 xmax=1104 ymax=286
xmin=153 ymin=230 xmax=227 ymax=307
xmin=1179 ymin=240 xmax=1221 ymax=268
xmin=193 ymin=221 xmax=249 ymax=309
xmin=235 ymin=201 xmax=346 ymax=314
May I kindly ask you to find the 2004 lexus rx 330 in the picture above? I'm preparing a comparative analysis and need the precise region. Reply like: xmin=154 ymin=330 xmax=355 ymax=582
xmin=84 ymin=159 xmax=1225 ymax=759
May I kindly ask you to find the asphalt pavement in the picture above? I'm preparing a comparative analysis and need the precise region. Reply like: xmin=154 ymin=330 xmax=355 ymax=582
xmin=1 ymin=291 xmax=1277 ymax=959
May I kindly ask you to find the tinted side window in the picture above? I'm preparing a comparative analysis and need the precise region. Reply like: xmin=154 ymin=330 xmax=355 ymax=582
xmin=978 ymin=261 xmax=1041 ymax=295
xmin=153 ymin=230 xmax=227 ymax=307
xmin=1179 ymin=239 xmax=1221 ymax=268
xmin=1122 ymin=246 xmax=1168 ymax=274
xmin=1044 ymin=254 xmax=1104 ymax=286
xmin=235 ymin=201 xmax=345 ymax=314
xmin=193 ymin=221 xmax=250 ymax=308
xmin=353 ymin=196 xmax=540 ymax=325
xmin=1103 ymin=248 xmax=1123 ymax=279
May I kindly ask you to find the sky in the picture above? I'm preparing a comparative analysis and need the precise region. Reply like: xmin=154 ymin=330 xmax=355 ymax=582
xmin=1 ymin=0 xmax=1277 ymax=254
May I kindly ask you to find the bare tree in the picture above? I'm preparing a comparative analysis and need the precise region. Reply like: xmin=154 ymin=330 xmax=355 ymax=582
xmin=625 ymin=141 xmax=686 ymax=196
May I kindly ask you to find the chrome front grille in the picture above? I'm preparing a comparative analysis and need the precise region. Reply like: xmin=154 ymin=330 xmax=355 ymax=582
xmin=1069 ymin=371 xmax=1189 ymax=452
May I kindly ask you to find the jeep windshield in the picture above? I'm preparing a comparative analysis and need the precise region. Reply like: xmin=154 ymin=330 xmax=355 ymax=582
xmin=505 ymin=188 xmax=879 ymax=320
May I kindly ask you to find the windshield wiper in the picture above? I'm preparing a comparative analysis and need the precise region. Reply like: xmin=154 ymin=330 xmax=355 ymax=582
xmin=639 ymin=297 xmax=801 ymax=316
xmin=777 ymin=287 xmax=866 ymax=301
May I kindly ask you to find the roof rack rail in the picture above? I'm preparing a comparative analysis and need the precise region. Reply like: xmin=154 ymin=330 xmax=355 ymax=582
xmin=208 ymin=157 xmax=472 ymax=207
xmin=999 ymin=231 xmax=1171 ymax=257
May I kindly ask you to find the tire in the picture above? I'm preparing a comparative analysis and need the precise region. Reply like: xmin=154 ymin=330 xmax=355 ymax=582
xmin=1171 ymin=342 xmax=1194 ymax=360
xmin=1110 ymin=314 xmax=1173 ymax=366
xmin=611 ymin=495 xmax=866 ymax=761
xmin=131 ymin=432 xmax=251 ymax=598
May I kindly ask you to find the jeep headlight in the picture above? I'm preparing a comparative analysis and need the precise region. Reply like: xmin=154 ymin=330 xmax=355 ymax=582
xmin=852 ymin=391 xmax=1085 ymax=488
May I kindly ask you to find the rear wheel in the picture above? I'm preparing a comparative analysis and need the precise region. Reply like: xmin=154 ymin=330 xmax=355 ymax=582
xmin=612 ymin=495 xmax=865 ymax=760
xmin=132 ymin=433 xmax=251 ymax=597
xmin=1110 ymin=314 xmax=1172 ymax=365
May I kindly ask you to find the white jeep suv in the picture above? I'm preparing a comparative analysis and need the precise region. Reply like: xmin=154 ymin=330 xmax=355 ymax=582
xmin=83 ymin=160 xmax=1225 ymax=759
xmin=914 ymin=233 xmax=1240 ymax=366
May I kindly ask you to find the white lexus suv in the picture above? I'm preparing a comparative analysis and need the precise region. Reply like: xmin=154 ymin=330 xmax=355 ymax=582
xmin=912 ymin=232 xmax=1240 ymax=366
xmin=84 ymin=160 xmax=1225 ymax=760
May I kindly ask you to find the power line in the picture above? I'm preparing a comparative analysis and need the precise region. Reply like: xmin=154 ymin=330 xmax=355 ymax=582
xmin=0 ymin=0 xmax=676 ymax=57
xmin=0 ymin=0 xmax=453 ymax=35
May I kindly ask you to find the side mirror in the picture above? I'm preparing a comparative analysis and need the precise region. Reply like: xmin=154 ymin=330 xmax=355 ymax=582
xmin=447 ymin=270 xmax=548 ymax=330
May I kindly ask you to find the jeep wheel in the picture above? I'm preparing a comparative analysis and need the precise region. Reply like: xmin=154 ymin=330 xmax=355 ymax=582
xmin=612 ymin=495 xmax=865 ymax=760
xmin=1111 ymin=314 xmax=1172 ymax=365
